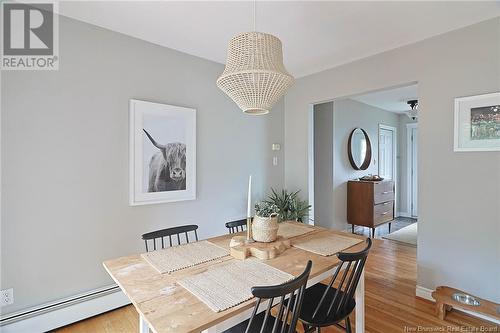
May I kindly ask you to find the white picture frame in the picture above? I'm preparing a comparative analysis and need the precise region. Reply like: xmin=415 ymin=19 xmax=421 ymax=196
xmin=454 ymin=92 xmax=500 ymax=152
xmin=129 ymin=99 xmax=196 ymax=205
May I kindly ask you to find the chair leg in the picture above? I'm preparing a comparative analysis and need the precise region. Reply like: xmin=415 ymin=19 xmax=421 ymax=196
xmin=345 ymin=317 xmax=352 ymax=333
xmin=139 ymin=315 xmax=150 ymax=333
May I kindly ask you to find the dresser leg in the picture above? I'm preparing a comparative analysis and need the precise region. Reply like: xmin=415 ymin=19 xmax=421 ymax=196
xmin=388 ymin=222 xmax=391 ymax=233
xmin=371 ymin=228 xmax=375 ymax=238
xmin=351 ymin=224 xmax=354 ymax=234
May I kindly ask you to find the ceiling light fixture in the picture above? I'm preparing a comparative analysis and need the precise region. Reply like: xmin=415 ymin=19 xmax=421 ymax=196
xmin=216 ymin=0 xmax=294 ymax=115
xmin=406 ymin=100 xmax=418 ymax=120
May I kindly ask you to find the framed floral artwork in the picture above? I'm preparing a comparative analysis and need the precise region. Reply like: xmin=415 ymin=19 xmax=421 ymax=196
xmin=454 ymin=92 xmax=500 ymax=152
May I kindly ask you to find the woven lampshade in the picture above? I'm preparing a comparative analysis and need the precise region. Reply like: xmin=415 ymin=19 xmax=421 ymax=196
xmin=217 ymin=32 xmax=294 ymax=115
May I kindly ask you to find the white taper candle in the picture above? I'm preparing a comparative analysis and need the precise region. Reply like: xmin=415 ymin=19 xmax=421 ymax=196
xmin=247 ymin=175 xmax=252 ymax=218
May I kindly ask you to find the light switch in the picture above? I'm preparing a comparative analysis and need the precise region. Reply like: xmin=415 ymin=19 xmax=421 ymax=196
xmin=273 ymin=156 xmax=278 ymax=166
xmin=272 ymin=143 xmax=281 ymax=151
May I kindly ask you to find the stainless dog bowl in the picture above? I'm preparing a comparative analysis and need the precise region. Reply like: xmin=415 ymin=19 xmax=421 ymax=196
xmin=452 ymin=293 xmax=480 ymax=307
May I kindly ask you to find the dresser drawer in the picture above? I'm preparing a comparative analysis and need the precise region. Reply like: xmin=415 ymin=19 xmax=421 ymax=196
xmin=374 ymin=181 xmax=395 ymax=204
xmin=373 ymin=201 xmax=394 ymax=225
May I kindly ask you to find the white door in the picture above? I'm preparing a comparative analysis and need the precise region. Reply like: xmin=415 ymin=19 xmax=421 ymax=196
xmin=379 ymin=125 xmax=397 ymax=212
xmin=378 ymin=125 xmax=396 ymax=180
xmin=410 ymin=127 xmax=418 ymax=216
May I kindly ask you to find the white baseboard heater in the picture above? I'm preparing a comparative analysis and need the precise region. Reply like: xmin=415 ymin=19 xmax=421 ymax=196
xmin=0 ymin=284 xmax=131 ymax=333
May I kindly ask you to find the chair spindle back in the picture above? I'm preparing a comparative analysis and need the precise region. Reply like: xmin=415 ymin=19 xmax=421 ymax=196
xmin=141 ymin=225 xmax=199 ymax=252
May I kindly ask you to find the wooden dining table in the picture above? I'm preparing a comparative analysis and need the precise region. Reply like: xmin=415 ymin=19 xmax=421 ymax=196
xmin=103 ymin=222 xmax=367 ymax=333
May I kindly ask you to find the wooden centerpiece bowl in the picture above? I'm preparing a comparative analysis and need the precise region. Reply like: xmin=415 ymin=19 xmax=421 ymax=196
xmin=229 ymin=235 xmax=291 ymax=260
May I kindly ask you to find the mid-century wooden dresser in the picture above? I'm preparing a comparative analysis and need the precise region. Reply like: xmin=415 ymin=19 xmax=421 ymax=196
xmin=347 ymin=180 xmax=395 ymax=238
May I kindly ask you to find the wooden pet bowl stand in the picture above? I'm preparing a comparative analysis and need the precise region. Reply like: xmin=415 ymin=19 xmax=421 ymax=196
xmin=431 ymin=286 xmax=500 ymax=321
xmin=229 ymin=236 xmax=291 ymax=260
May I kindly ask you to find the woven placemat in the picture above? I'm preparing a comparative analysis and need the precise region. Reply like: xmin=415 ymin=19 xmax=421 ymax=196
xmin=178 ymin=259 xmax=294 ymax=312
xmin=277 ymin=222 xmax=315 ymax=239
xmin=292 ymin=233 xmax=364 ymax=256
xmin=141 ymin=240 xmax=229 ymax=274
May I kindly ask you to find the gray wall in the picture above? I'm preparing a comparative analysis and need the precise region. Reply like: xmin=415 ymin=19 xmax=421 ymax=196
xmin=332 ymin=99 xmax=400 ymax=230
xmin=313 ymin=99 xmax=400 ymax=230
xmin=313 ymin=102 xmax=334 ymax=227
xmin=284 ymin=18 xmax=500 ymax=302
xmin=1 ymin=16 xmax=285 ymax=314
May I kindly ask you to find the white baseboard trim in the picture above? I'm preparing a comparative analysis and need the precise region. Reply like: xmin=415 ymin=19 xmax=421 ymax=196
xmin=397 ymin=211 xmax=411 ymax=218
xmin=0 ymin=286 xmax=131 ymax=333
xmin=415 ymin=285 xmax=434 ymax=301
xmin=415 ymin=285 xmax=500 ymax=325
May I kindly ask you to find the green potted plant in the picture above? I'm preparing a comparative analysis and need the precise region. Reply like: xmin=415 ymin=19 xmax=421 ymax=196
xmin=252 ymin=202 xmax=279 ymax=242
xmin=265 ymin=189 xmax=311 ymax=222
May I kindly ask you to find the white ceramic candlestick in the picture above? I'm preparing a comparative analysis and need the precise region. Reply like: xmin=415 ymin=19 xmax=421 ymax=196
xmin=246 ymin=175 xmax=254 ymax=242
xmin=247 ymin=175 xmax=252 ymax=217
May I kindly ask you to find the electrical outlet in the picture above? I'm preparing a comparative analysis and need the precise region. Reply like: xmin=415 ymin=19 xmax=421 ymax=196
xmin=0 ymin=288 xmax=14 ymax=306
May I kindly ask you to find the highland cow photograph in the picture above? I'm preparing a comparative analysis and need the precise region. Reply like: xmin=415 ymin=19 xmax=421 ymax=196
xmin=142 ymin=116 xmax=187 ymax=192
xmin=130 ymin=100 xmax=196 ymax=205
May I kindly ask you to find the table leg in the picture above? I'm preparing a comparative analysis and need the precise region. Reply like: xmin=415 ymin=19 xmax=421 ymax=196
xmin=140 ymin=315 xmax=149 ymax=333
xmin=355 ymin=269 xmax=365 ymax=333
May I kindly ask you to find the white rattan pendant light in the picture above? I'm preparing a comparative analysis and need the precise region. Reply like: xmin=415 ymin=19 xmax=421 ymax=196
xmin=217 ymin=1 xmax=294 ymax=115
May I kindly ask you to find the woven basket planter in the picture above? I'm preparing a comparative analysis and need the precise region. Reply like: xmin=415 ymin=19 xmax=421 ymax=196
xmin=252 ymin=214 xmax=279 ymax=243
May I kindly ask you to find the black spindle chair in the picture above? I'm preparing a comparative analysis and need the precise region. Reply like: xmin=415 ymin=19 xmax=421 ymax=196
xmin=298 ymin=239 xmax=372 ymax=333
xmin=223 ymin=261 xmax=312 ymax=333
xmin=141 ymin=225 xmax=199 ymax=252
xmin=225 ymin=218 xmax=249 ymax=234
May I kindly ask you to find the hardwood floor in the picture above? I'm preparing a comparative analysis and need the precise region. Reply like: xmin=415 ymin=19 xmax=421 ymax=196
xmin=54 ymin=239 xmax=496 ymax=333
xmin=55 ymin=305 xmax=139 ymax=333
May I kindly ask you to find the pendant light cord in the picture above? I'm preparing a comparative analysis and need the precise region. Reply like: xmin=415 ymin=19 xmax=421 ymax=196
xmin=253 ymin=0 xmax=256 ymax=32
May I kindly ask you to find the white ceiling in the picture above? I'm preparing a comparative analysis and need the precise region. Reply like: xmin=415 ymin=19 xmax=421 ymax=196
xmin=350 ymin=85 xmax=418 ymax=113
xmin=57 ymin=1 xmax=500 ymax=78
